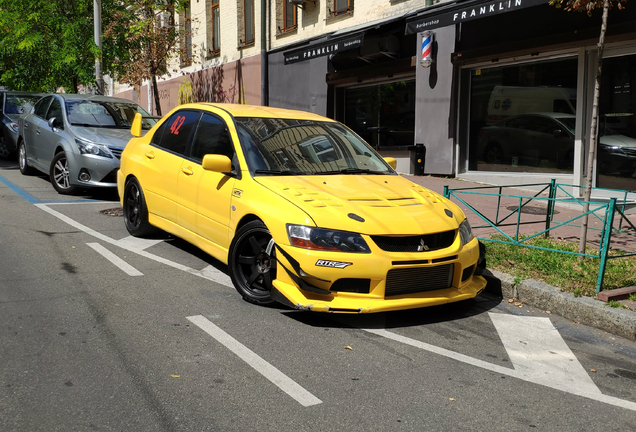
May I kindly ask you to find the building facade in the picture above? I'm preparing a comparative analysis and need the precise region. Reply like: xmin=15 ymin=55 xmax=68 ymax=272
xmin=113 ymin=0 xmax=636 ymax=196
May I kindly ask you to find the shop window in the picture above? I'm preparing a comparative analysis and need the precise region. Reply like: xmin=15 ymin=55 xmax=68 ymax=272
xmin=179 ymin=3 xmax=192 ymax=67
xmin=238 ymin=0 xmax=255 ymax=47
xmin=277 ymin=0 xmax=297 ymax=34
xmin=597 ymin=54 xmax=636 ymax=191
xmin=343 ymin=80 xmax=415 ymax=148
xmin=329 ymin=0 xmax=353 ymax=17
xmin=468 ymin=57 xmax=578 ymax=173
xmin=207 ymin=0 xmax=220 ymax=56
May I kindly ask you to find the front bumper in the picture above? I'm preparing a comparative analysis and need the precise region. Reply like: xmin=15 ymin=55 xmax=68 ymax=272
xmin=67 ymin=152 xmax=121 ymax=188
xmin=270 ymin=236 xmax=487 ymax=313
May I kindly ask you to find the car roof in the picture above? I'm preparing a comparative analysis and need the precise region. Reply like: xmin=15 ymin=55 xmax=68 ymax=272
xmin=53 ymin=93 xmax=142 ymax=104
xmin=1 ymin=91 xmax=46 ymax=97
xmin=187 ymin=103 xmax=335 ymax=122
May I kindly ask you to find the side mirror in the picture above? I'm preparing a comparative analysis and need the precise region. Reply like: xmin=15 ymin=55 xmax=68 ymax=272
xmin=202 ymin=154 xmax=232 ymax=174
xmin=384 ymin=157 xmax=397 ymax=170
xmin=552 ymin=129 xmax=568 ymax=138
xmin=48 ymin=117 xmax=60 ymax=129
xmin=131 ymin=112 xmax=143 ymax=138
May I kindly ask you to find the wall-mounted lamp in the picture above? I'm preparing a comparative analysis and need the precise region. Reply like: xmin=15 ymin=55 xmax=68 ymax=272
xmin=420 ymin=31 xmax=434 ymax=68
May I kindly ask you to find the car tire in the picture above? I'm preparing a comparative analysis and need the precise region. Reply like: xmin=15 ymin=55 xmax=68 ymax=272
xmin=18 ymin=140 xmax=35 ymax=175
xmin=50 ymin=152 xmax=77 ymax=194
xmin=228 ymin=220 xmax=277 ymax=305
xmin=484 ymin=142 xmax=504 ymax=165
xmin=123 ymin=177 xmax=156 ymax=237
xmin=0 ymin=136 xmax=13 ymax=160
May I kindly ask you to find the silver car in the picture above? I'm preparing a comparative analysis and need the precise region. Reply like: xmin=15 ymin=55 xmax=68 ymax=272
xmin=17 ymin=94 xmax=155 ymax=194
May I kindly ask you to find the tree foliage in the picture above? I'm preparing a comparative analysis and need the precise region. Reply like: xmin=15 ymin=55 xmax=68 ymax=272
xmin=0 ymin=0 xmax=191 ymax=106
xmin=549 ymin=0 xmax=626 ymax=14
xmin=105 ymin=0 xmax=193 ymax=115
xmin=0 ymin=0 xmax=99 ymax=92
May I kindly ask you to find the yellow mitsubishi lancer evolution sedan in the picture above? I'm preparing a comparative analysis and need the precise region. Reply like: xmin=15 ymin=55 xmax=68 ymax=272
xmin=118 ymin=103 xmax=486 ymax=313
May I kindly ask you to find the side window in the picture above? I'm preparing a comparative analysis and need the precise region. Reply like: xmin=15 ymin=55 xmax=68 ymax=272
xmin=154 ymin=110 xmax=201 ymax=155
xmin=34 ymin=97 xmax=52 ymax=118
xmin=190 ymin=113 xmax=235 ymax=162
xmin=151 ymin=122 xmax=168 ymax=146
xmin=46 ymin=99 xmax=64 ymax=129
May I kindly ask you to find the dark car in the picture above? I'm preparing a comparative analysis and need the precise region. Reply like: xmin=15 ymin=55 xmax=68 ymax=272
xmin=478 ymin=112 xmax=577 ymax=170
xmin=0 ymin=91 xmax=45 ymax=159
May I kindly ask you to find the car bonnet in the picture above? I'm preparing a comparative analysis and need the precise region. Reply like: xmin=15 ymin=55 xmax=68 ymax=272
xmin=71 ymin=126 xmax=133 ymax=147
xmin=255 ymin=175 xmax=462 ymax=236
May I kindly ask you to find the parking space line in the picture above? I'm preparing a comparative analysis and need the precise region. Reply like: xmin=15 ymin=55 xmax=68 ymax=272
xmin=87 ymin=242 xmax=143 ymax=276
xmin=363 ymin=316 xmax=636 ymax=412
xmin=187 ymin=315 xmax=322 ymax=407
xmin=34 ymin=203 xmax=233 ymax=287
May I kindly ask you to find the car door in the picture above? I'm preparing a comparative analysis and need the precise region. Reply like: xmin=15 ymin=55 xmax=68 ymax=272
xmin=23 ymin=96 xmax=52 ymax=167
xmin=178 ymin=112 xmax=237 ymax=247
xmin=140 ymin=109 xmax=200 ymax=222
xmin=38 ymin=97 xmax=65 ymax=167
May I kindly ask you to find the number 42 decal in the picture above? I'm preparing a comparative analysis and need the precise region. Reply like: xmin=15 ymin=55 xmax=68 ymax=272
xmin=170 ymin=116 xmax=186 ymax=135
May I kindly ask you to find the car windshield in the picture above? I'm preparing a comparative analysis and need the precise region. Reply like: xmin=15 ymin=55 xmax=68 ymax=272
xmin=234 ymin=118 xmax=395 ymax=176
xmin=66 ymin=100 xmax=155 ymax=130
xmin=5 ymin=95 xmax=40 ymax=117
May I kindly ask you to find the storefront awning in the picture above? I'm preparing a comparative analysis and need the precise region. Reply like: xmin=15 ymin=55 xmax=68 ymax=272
xmin=405 ymin=0 xmax=549 ymax=34
xmin=284 ymin=32 xmax=365 ymax=65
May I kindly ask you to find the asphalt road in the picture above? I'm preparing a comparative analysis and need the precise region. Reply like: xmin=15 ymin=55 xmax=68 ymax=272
xmin=1 ymin=159 xmax=636 ymax=432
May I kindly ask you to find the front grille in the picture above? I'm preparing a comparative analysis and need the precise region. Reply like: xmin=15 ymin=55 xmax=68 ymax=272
xmin=385 ymin=264 xmax=454 ymax=296
xmin=109 ymin=146 xmax=124 ymax=159
xmin=330 ymin=278 xmax=371 ymax=294
xmin=371 ymin=230 xmax=456 ymax=252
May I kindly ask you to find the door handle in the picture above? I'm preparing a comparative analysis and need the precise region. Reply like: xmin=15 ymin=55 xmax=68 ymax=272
xmin=181 ymin=167 xmax=194 ymax=176
xmin=145 ymin=152 xmax=155 ymax=160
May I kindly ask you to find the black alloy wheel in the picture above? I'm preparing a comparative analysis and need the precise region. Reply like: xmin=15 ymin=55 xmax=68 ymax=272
xmin=228 ymin=220 xmax=277 ymax=305
xmin=0 ymin=137 xmax=12 ymax=160
xmin=123 ymin=177 xmax=155 ymax=237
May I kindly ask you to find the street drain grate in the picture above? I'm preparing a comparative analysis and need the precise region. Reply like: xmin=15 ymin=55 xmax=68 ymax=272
xmin=505 ymin=205 xmax=559 ymax=215
xmin=101 ymin=207 xmax=123 ymax=217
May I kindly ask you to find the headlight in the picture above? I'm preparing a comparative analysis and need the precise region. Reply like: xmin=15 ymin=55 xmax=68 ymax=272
xmin=459 ymin=218 xmax=474 ymax=246
xmin=287 ymin=225 xmax=371 ymax=253
xmin=76 ymin=138 xmax=113 ymax=158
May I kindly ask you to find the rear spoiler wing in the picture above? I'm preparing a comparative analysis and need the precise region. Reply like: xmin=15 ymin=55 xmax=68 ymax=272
xmin=131 ymin=113 xmax=163 ymax=137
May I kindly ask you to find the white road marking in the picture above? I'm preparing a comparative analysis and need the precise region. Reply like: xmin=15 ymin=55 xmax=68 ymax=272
xmin=86 ymin=242 xmax=143 ymax=276
xmin=187 ymin=315 xmax=322 ymax=407
xmin=35 ymin=203 xmax=232 ymax=287
xmin=363 ymin=314 xmax=636 ymax=412
xmin=117 ymin=235 xmax=165 ymax=251
xmin=489 ymin=313 xmax=601 ymax=396
xmin=196 ymin=265 xmax=233 ymax=286
xmin=35 ymin=202 xmax=636 ymax=411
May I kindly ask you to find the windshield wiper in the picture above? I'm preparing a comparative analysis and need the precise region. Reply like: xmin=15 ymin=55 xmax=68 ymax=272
xmin=321 ymin=168 xmax=386 ymax=175
xmin=254 ymin=169 xmax=296 ymax=176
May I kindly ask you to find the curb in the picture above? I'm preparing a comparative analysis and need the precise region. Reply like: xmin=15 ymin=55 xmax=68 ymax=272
xmin=482 ymin=270 xmax=636 ymax=341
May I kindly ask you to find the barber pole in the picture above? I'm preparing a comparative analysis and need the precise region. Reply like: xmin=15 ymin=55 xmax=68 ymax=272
xmin=420 ymin=31 xmax=434 ymax=68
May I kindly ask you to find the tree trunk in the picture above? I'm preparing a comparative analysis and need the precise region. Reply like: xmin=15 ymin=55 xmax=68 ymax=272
xmin=578 ymin=0 xmax=610 ymax=257
xmin=152 ymin=74 xmax=162 ymax=116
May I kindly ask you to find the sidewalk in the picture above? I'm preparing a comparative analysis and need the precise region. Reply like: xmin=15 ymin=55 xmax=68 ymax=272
xmin=403 ymin=174 xmax=636 ymax=341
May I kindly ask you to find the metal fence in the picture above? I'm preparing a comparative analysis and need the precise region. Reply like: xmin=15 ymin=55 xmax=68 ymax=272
xmin=443 ymin=180 xmax=636 ymax=292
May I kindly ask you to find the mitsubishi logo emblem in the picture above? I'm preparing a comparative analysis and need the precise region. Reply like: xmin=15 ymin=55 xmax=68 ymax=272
xmin=417 ymin=239 xmax=429 ymax=252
